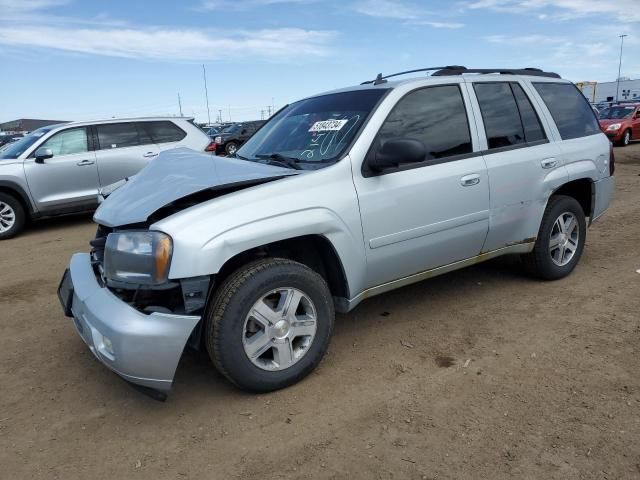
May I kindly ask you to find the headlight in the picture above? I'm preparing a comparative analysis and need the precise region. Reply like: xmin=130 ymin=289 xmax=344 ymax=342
xmin=104 ymin=231 xmax=173 ymax=285
xmin=606 ymin=123 xmax=622 ymax=131
xmin=215 ymin=136 xmax=222 ymax=144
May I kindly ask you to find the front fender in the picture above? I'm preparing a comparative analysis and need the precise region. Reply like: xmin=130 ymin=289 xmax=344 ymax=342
xmin=166 ymin=209 xmax=366 ymax=298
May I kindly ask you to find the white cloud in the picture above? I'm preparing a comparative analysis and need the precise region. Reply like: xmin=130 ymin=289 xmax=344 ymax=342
xmin=0 ymin=25 xmax=337 ymax=60
xmin=199 ymin=0 xmax=317 ymax=10
xmin=352 ymin=0 xmax=464 ymax=27
xmin=465 ymin=0 xmax=640 ymax=22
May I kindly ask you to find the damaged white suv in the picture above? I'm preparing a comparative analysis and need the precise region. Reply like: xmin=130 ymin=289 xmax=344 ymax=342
xmin=58 ymin=67 xmax=615 ymax=397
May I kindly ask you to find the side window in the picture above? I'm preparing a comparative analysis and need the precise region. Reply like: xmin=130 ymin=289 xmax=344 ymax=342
xmin=533 ymin=83 xmax=601 ymax=140
xmin=143 ymin=121 xmax=186 ymax=144
xmin=474 ymin=83 xmax=525 ymax=149
xmin=96 ymin=123 xmax=142 ymax=149
xmin=40 ymin=128 xmax=88 ymax=156
xmin=376 ymin=85 xmax=472 ymax=162
xmin=511 ymin=83 xmax=547 ymax=143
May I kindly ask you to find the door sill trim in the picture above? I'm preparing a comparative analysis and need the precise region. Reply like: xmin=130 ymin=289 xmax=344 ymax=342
xmin=346 ymin=241 xmax=535 ymax=311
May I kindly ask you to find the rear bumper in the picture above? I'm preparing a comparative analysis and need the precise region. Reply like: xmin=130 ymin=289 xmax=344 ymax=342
xmin=60 ymin=253 xmax=200 ymax=391
xmin=592 ymin=175 xmax=615 ymax=223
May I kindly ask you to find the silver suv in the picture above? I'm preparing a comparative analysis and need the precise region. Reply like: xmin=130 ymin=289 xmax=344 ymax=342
xmin=0 ymin=117 xmax=211 ymax=239
xmin=58 ymin=67 xmax=615 ymax=397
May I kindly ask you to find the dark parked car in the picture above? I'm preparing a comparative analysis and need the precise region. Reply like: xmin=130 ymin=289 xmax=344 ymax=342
xmin=212 ymin=121 xmax=265 ymax=155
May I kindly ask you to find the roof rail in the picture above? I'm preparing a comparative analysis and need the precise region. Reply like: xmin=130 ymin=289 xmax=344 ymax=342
xmin=432 ymin=67 xmax=561 ymax=78
xmin=361 ymin=66 xmax=467 ymax=85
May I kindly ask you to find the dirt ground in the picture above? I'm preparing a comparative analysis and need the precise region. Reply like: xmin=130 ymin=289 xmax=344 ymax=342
xmin=1 ymin=144 xmax=639 ymax=480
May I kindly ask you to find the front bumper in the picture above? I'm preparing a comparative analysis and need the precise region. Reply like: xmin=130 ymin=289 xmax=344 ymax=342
xmin=604 ymin=130 xmax=624 ymax=142
xmin=59 ymin=253 xmax=200 ymax=392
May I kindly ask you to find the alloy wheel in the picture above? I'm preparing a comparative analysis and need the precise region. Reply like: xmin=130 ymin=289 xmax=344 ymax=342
xmin=0 ymin=201 xmax=16 ymax=233
xmin=242 ymin=287 xmax=317 ymax=371
xmin=549 ymin=211 xmax=579 ymax=267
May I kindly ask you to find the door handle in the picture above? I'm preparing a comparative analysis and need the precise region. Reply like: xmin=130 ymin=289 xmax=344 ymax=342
xmin=76 ymin=160 xmax=95 ymax=166
xmin=460 ymin=174 xmax=481 ymax=187
xmin=541 ymin=158 xmax=557 ymax=169
xmin=143 ymin=152 xmax=158 ymax=158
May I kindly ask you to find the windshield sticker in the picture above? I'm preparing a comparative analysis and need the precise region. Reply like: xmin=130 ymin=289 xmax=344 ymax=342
xmin=309 ymin=119 xmax=348 ymax=133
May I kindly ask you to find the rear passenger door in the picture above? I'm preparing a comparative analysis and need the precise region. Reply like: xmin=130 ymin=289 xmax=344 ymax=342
xmin=468 ymin=81 xmax=566 ymax=252
xmin=353 ymin=84 xmax=490 ymax=288
xmin=93 ymin=122 xmax=160 ymax=187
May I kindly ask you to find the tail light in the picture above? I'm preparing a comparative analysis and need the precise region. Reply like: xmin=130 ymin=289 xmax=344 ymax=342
xmin=609 ymin=142 xmax=615 ymax=176
xmin=205 ymin=141 xmax=217 ymax=152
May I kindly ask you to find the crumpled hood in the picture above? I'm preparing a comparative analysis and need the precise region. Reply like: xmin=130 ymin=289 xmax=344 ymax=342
xmin=94 ymin=147 xmax=296 ymax=227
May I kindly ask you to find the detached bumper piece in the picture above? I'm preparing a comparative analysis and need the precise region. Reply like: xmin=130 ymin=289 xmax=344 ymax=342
xmin=58 ymin=253 xmax=200 ymax=394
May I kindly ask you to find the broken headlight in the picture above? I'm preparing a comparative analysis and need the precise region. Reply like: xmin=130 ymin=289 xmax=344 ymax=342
xmin=104 ymin=231 xmax=173 ymax=286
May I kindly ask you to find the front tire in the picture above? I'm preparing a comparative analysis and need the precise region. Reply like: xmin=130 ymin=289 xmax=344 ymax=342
xmin=618 ymin=129 xmax=631 ymax=147
xmin=0 ymin=193 xmax=26 ymax=240
xmin=522 ymin=195 xmax=586 ymax=280
xmin=205 ymin=258 xmax=335 ymax=392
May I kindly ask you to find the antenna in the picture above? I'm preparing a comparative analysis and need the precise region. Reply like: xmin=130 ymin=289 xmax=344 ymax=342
xmin=177 ymin=93 xmax=183 ymax=117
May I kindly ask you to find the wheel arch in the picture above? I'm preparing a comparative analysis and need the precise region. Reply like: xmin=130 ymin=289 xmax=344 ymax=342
xmin=0 ymin=180 xmax=36 ymax=217
xmin=214 ymin=234 xmax=350 ymax=307
xmin=550 ymin=178 xmax=593 ymax=220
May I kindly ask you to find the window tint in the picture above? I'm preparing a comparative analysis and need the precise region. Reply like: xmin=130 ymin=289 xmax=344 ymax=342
xmin=97 ymin=123 xmax=143 ymax=149
xmin=511 ymin=83 xmax=546 ymax=143
xmin=533 ymin=83 xmax=601 ymax=140
xmin=143 ymin=121 xmax=186 ymax=144
xmin=376 ymin=85 xmax=472 ymax=161
xmin=474 ymin=83 xmax=525 ymax=149
xmin=41 ymin=128 xmax=88 ymax=156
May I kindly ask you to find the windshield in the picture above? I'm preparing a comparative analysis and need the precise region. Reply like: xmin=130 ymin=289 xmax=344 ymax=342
xmin=237 ymin=89 xmax=388 ymax=169
xmin=599 ymin=106 xmax=635 ymax=120
xmin=0 ymin=127 xmax=52 ymax=159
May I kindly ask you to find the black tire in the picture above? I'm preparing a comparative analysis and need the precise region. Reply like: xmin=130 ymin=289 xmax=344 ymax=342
xmin=522 ymin=195 xmax=586 ymax=280
xmin=0 ymin=192 xmax=26 ymax=240
xmin=224 ymin=142 xmax=238 ymax=156
xmin=205 ymin=258 xmax=335 ymax=392
xmin=618 ymin=129 xmax=631 ymax=147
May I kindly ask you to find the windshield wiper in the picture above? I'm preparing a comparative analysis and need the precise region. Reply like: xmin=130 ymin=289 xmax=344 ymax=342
xmin=254 ymin=153 xmax=303 ymax=170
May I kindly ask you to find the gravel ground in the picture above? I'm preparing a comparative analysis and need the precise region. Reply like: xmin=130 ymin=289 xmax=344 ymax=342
xmin=1 ymin=143 xmax=639 ymax=480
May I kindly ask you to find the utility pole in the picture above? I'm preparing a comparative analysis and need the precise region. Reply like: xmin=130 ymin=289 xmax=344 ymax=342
xmin=616 ymin=34 xmax=628 ymax=103
xmin=218 ymin=109 xmax=222 ymax=123
xmin=177 ymin=93 xmax=183 ymax=117
xmin=202 ymin=64 xmax=211 ymax=125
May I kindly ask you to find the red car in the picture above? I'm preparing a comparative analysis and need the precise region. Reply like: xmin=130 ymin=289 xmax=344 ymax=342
xmin=598 ymin=103 xmax=640 ymax=146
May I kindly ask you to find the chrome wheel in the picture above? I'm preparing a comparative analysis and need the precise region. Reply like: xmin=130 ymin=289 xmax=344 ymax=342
xmin=623 ymin=130 xmax=630 ymax=146
xmin=242 ymin=288 xmax=317 ymax=371
xmin=549 ymin=211 xmax=579 ymax=267
xmin=226 ymin=143 xmax=237 ymax=155
xmin=0 ymin=201 xmax=16 ymax=233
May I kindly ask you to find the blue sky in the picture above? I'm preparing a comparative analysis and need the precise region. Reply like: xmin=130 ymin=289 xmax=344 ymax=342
xmin=1 ymin=0 xmax=638 ymax=123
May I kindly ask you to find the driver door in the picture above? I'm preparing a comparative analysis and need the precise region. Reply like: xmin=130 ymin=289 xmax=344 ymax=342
xmin=352 ymin=84 xmax=490 ymax=288
xmin=23 ymin=127 xmax=99 ymax=213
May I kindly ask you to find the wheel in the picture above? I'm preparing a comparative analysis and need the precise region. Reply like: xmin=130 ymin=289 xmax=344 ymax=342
xmin=522 ymin=195 xmax=586 ymax=280
xmin=225 ymin=142 xmax=238 ymax=156
xmin=619 ymin=129 xmax=631 ymax=147
xmin=0 ymin=193 xmax=26 ymax=240
xmin=205 ymin=258 xmax=335 ymax=392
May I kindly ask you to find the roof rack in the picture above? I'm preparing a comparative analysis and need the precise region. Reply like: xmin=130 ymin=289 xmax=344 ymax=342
xmin=432 ymin=67 xmax=561 ymax=78
xmin=362 ymin=66 xmax=561 ymax=85
xmin=361 ymin=66 xmax=467 ymax=85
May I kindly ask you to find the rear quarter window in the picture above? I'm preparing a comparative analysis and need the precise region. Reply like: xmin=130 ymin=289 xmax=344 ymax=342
xmin=533 ymin=83 xmax=601 ymax=140
xmin=142 ymin=121 xmax=187 ymax=144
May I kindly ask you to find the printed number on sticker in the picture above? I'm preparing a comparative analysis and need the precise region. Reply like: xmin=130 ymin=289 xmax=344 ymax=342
xmin=309 ymin=119 xmax=348 ymax=133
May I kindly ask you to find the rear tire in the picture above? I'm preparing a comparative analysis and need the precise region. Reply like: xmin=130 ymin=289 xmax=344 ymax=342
xmin=205 ymin=258 xmax=335 ymax=392
xmin=522 ymin=195 xmax=586 ymax=280
xmin=0 ymin=192 xmax=26 ymax=240
xmin=225 ymin=142 xmax=238 ymax=156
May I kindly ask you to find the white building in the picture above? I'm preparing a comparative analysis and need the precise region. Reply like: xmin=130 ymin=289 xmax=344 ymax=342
xmin=578 ymin=78 xmax=640 ymax=103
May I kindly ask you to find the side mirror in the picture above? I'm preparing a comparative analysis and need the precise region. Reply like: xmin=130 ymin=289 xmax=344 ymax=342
xmin=369 ymin=138 xmax=427 ymax=172
xmin=34 ymin=147 xmax=53 ymax=164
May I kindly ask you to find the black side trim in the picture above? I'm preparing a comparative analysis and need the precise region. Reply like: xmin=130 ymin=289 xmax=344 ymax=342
xmin=479 ymin=139 xmax=550 ymax=156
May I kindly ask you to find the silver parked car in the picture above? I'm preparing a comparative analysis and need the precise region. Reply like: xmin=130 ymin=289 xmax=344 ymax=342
xmin=58 ymin=67 xmax=615 ymax=397
xmin=0 ymin=117 xmax=211 ymax=239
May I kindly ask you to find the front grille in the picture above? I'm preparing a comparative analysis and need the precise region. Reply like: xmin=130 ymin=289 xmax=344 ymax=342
xmin=90 ymin=225 xmax=112 ymax=264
